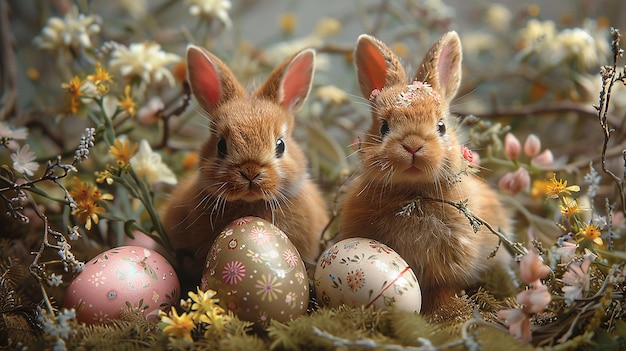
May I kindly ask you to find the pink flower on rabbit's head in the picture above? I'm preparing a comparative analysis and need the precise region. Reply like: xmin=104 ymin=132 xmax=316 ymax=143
xmin=369 ymin=88 xmax=381 ymax=101
xmin=461 ymin=145 xmax=474 ymax=163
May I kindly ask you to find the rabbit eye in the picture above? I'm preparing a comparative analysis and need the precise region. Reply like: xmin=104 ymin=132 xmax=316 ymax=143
xmin=437 ymin=120 xmax=446 ymax=136
xmin=217 ymin=137 xmax=227 ymax=158
xmin=275 ymin=138 xmax=285 ymax=158
xmin=380 ymin=120 xmax=390 ymax=138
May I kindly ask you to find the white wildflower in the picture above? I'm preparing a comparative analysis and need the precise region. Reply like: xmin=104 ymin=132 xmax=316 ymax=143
xmin=11 ymin=144 xmax=39 ymax=176
xmin=109 ymin=42 xmax=181 ymax=86
xmin=130 ymin=139 xmax=177 ymax=186
xmin=485 ymin=4 xmax=512 ymax=32
xmin=315 ymin=85 xmax=348 ymax=105
xmin=47 ymin=273 xmax=63 ymax=287
xmin=557 ymin=27 xmax=599 ymax=70
xmin=38 ymin=308 xmax=77 ymax=339
xmin=0 ymin=122 xmax=28 ymax=140
xmin=517 ymin=19 xmax=558 ymax=49
xmin=264 ymin=17 xmax=341 ymax=67
xmin=33 ymin=6 xmax=100 ymax=51
xmin=187 ymin=0 xmax=232 ymax=28
xmin=561 ymin=256 xmax=593 ymax=305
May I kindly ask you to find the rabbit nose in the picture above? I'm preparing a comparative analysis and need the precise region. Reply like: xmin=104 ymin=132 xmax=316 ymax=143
xmin=402 ymin=144 xmax=423 ymax=154
xmin=239 ymin=170 xmax=261 ymax=182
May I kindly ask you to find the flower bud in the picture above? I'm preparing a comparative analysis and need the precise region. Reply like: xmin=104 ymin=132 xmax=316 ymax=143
xmin=504 ymin=133 xmax=521 ymax=160
xmin=520 ymin=249 xmax=550 ymax=285
xmin=498 ymin=168 xmax=530 ymax=195
xmin=531 ymin=149 xmax=554 ymax=167
xmin=523 ymin=134 xmax=541 ymax=157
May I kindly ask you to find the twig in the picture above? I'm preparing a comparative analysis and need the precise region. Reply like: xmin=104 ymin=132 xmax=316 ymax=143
xmin=312 ymin=326 xmax=465 ymax=351
xmin=452 ymin=100 xmax=622 ymax=129
xmin=157 ymin=82 xmax=192 ymax=150
xmin=397 ymin=196 xmax=528 ymax=257
xmin=594 ymin=28 xmax=626 ymax=216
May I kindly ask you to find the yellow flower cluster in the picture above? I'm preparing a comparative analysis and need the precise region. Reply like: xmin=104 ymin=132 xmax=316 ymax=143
xmin=68 ymin=177 xmax=114 ymax=230
xmin=545 ymin=175 xmax=604 ymax=248
xmin=158 ymin=288 xmax=230 ymax=342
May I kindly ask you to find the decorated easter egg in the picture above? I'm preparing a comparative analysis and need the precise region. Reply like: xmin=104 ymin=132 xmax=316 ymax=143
xmin=314 ymin=238 xmax=421 ymax=313
xmin=64 ymin=245 xmax=180 ymax=324
xmin=201 ymin=216 xmax=309 ymax=325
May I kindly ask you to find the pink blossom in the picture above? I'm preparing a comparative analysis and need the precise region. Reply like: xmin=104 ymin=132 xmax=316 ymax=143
xmin=561 ymin=256 xmax=592 ymax=304
xmin=498 ymin=168 xmax=530 ymax=195
xmin=461 ymin=145 xmax=474 ymax=163
xmin=553 ymin=241 xmax=577 ymax=264
xmin=504 ymin=133 xmax=521 ymax=160
xmin=369 ymin=89 xmax=380 ymax=101
xmin=517 ymin=284 xmax=551 ymax=313
xmin=497 ymin=308 xmax=532 ymax=343
xmin=523 ymin=134 xmax=541 ymax=157
xmin=519 ymin=249 xmax=550 ymax=285
xmin=136 ymin=96 xmax=164 ymax=125
xmin=531 ymin=149 xmax=554 ymax=167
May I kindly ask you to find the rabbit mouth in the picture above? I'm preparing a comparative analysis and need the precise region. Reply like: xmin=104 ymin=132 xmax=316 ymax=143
xmin=404 ymin=166 xmax=422 ymax=175
xmin=239 ymin=187 xmax=266 ymax=201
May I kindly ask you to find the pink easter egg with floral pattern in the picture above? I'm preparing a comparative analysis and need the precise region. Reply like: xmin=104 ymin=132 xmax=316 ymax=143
xmin=314 ymin=238 xmax=421 ymax=313
xmin=201 ymin=216 xmax=309 ymax=326
xmin=63 ymin=246 xmax=180 ymax=324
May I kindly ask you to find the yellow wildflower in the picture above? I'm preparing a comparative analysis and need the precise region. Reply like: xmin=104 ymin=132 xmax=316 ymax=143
xmin=201 ymin=304 xmax=230 ymax=338
xmin=68 ymin=177 xmax=113 ymax=230
xmin=118 ymin=85 xmax=137 ymax=117
xmin=530 ymin=179 xmax=551 ymax=200
xmin=87 ymin=62 xmax=113 ymax=95
xmin=545 ymin=175 xmax=580 ymax=199
xmin=109 ymin=139 xmax=138 ymax=168
xmin=61 ymin=76 xmax=84 ymax=114
xmin=559 ymin=197 xmax=585 ymax=217
xmin=576 ymin=223 xmax=603 ymax=246
xmin=95 ymin=169 xmax=114 ymax=185
xmin=159 ymin=308 xmax=195 ymax=342
xmin=279 ymin=12 xmax=297 ymax=34
xmin=188 ymin=288 xmax=220 ymax=316
xmin=72 ymin=200 xmax=106 ymax=230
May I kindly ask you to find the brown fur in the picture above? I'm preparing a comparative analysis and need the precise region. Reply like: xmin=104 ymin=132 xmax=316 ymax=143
xmin=162 ymin=46 xmax=328 ymax=284
xmin=336 ymin=32 xmax=511 ymax=313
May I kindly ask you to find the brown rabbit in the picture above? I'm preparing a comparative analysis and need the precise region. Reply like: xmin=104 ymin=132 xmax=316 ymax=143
xmin=162 ymin=46 xmax=329 ymax=284
xmin=336 ymin=32 xmax=511 ymax=313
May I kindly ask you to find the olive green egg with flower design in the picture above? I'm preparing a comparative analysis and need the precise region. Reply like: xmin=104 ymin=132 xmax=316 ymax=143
xmin=315 ymin=238 xmax=422 ymax=313
xmin=201 ymin=216 xmax=309 ymax=326
xmin=64 ymin=246 xmax=180 ymax=324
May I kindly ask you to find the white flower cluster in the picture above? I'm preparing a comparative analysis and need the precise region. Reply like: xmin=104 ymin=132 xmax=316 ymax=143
xmin=186 ymin=0 xmax=232 ymax=27
xmin=37 ymin=307 xmax=77 ymax=339
xmin=109 ymin=42 xmax=181 ymax=87
xmin=395 ymin=81 xmax=435 ymax=108
xmin=74 ymin=128 xmax=96 ymax=163
xmin=517 ymin=19 xmax=609 ymax=71
xmin=33 ymin=6 xmax=100 ymax=51
xmin=130 ymin=140 xmax=178 ymax=186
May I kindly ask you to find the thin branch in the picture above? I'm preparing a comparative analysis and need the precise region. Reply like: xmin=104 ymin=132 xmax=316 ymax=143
xmin=397 ymin=196 xmax=528 ymax=257
xmin=452 ymin=100 xmax=622 ymax=128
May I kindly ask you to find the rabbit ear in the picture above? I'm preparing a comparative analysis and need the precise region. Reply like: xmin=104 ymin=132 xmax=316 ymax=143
xmin=414 ymin=31 xmax=462 ymax=103
xmin=354 ymin=34 xmax=406 ymax=99
xmin=186 ymin=45 xmax=245 ymax=114
xmin=256 ymin=49 xmax=316 ymax=112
